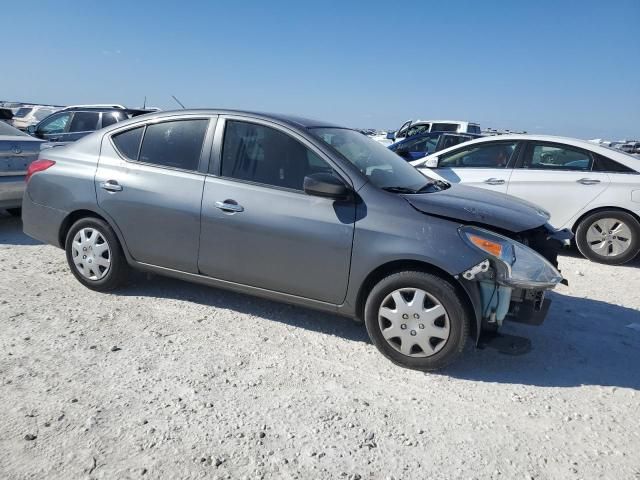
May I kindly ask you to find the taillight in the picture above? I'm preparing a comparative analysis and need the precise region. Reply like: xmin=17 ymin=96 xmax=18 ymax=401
xmin=25 ymin=159 xmax=55 ymax=182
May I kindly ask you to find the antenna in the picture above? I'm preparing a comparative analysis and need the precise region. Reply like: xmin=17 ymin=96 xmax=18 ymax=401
xmin=143 ymin=96 xmax=147 ymax=109
xmin=171 ymin=95 xmax=186 ymax=109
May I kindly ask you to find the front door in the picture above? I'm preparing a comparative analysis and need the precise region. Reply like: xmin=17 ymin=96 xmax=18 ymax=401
xmin=95 ymin=117 xmax=213 ymax=272
xmin=507 ymin=141 xmax=610 ymax=228
xmin=198 ymin=118 xmax=355 ymax=304
xmin=433 ymin=140 xmax=520 ymax=193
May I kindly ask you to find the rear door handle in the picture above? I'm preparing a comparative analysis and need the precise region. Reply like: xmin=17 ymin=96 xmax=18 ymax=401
xmin=577 ymin=178 xmax=601 ymax=185
xmin=215 ymin=201 xmax=244 ymax=213
xmin=484 ymin=178 xmax=505 ymax=185
xmin=100 ymin=180 xmax=123 ymax=192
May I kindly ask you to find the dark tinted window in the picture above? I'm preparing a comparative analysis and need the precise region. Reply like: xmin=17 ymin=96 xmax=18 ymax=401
xmin=102 ymin=112 xmax=124 ymax=128
xmin=431 ymin=123 xmax=458 ymax=132
xmin=523 ymin=143 xmax=592 ymax=171
xmin=222 ymin=121 xmax=332 ymax=190
xmin=468 ymin=125 xmax=481 ymax=134
xmin=594 ymin=154 xmax=637 ymax=173
xmin=112 ymin=127 xmax=144 ymax=160
xmin=14 ymin=107 xmax=32 ymax=118
xmin=439 ymin=142 xmax=517 ymax=168
xmin=138 ymin=119 xmax=208 ymax=170
xmin=69 ymin=112 xmax=100 ymax=132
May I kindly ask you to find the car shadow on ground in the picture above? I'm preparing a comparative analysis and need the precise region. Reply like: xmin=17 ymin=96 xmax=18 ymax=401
xmin=443 ymin=291 xmax=640 ymax=390
xmin=2 ymin=214 xmax=638 ymax=389
xmin=0 ymin=213 xmax=43 ymax=246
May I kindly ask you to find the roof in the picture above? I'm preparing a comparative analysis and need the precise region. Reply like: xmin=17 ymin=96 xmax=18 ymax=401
xmin=132 ymin=109 xmax=344 ymax=129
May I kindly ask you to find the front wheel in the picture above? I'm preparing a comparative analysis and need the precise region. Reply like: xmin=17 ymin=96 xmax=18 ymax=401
xmin=364 ymin=271 xmax=469 ymax=371
xmin=575 ymin=211 xmax=640 ymax=265
xmin=65 ymin=217 xmax=129 ymax=291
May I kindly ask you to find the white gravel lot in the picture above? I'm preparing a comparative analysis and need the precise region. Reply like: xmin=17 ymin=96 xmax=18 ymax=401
xmin=0 ymin=212 xmax=639 ymax=480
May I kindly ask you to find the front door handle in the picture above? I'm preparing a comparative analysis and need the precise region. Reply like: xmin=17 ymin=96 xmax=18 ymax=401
xmin=215 ymin=201 xmax=244 ymax=213
xmin=484 ymin=178 xmax=505 ymax=185
xmin=100 ymin=180 xmax=123 ymax=192
xmin=577 ymin=178 xmax=601 ymax=185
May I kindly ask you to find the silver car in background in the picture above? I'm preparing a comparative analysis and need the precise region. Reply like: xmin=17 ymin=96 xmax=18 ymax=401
xmin=21 ymin=109 xmax=568 ymax=371
xmin=0 ymin=122 xmax=44 ymax=215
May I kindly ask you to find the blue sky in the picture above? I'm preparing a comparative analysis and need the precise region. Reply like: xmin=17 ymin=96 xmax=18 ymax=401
xmin=3 ymin=0 xmax=639 ymax=139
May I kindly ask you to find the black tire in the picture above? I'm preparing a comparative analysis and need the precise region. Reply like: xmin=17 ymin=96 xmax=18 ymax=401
xmin=6 ymin=208 xmax=21 ymax=217
xmin=64 ymin=217 xmax=129 ymax=291
xmin=364 ymin=271 xmax=469 ymax=371
xmin=575 ymin=210 xmax=640 ymax=265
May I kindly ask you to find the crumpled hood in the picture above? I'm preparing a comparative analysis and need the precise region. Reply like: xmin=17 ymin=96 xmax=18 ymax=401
xmin=402 ymin=184 xmax=550 ymax=233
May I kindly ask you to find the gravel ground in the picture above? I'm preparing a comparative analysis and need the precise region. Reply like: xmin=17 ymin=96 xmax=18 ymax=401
xmin=1 ymin=212 xmax=639 ymax=480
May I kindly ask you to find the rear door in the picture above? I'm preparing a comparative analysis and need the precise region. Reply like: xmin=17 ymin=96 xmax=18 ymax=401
xmin=95 ymin=116 xmax=215 ymax=272
xmin=507 ymin=142 xmax=610 ymax=228
xmin=432 ymin=140 xmax=520 ymax=193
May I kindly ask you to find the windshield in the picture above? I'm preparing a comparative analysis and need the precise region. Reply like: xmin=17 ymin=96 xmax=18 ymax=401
xmin=0 ymin=121 xmax=28 ymax=136
xmin=311 ymin=127 xmax=435 ymax=192
xmin=14 ymin=107 xmax=33 ymax=118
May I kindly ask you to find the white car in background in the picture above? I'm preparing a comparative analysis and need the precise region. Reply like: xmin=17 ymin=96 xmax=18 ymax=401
xmin=411 ymin=135 xmax=640 ymax=265
xmin=11 ymin=105 xmax=61 ymax=130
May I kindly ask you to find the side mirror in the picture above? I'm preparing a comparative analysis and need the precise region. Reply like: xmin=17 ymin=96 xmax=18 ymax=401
xmin=26 ymin=125 xmax=37 ymax=135
xmin=304 ymin=173 xmax=351 ymax=200
xmin=386 ymin=132 xmax=395 ymax=140
xmin=424 ymin=156 xmax=439 ymax=168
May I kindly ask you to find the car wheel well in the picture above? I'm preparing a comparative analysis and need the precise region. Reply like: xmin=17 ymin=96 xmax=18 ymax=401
xmin=59 ymin=209 xmax=109 ymax=247
xmin=571 ymin=206 xmax=640 ymax=232
xmin=355 ymin=260 xmax=478 ymax=340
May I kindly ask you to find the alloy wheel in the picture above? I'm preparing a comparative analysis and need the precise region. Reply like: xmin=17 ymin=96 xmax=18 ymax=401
xmin=585 ymin=218 xmax=633 ymax=257
xmin=71 ymin=228 xmax=111 ymax=280
xmin=378 ymin=288 xmax=450 ymax=357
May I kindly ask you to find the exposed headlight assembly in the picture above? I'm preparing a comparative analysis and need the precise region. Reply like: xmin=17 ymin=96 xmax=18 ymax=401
xmin=459 ymin=226 xmax=563 ymax=289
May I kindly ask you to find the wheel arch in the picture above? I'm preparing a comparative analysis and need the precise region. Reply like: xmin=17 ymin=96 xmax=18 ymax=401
xmin=58 ymin=209 xmax=131 ymax=261
xmin=570 ymin=206 xmax=640 ymax=232
xmin=354 ymin=259 xmax=482 ymax=342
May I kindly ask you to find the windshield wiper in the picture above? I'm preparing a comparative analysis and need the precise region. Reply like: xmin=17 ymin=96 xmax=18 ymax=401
xmin=381 ymin=186 xmax=418 ymax=194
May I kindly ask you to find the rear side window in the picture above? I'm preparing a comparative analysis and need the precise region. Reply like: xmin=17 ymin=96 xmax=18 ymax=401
xmin=523 ymin=143 xmax=592 ymax=171
xmin=69 ymin=112 xmax=100 ymax=132
xmin=14 ymin=107 xmax=32 ymax=118
xmin=593 ymin=154 xmax=637 ymax=173
xmin=468 ymin=125 xmax=481 ymax=134
xmin=138 ymin=119 xmax=208 ymax=170
xmin=431 ymin=123 xmax=458 ymax=132
xmin=112 ymin=127 xmax=144 ymax=160
xmin=102 ymin=112 xmax=124 ymax=128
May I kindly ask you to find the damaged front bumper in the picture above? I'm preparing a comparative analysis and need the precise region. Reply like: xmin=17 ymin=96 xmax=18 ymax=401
xmin=458 ymin=224 xmax=572 ymax=333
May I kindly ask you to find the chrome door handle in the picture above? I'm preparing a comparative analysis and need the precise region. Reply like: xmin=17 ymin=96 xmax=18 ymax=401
xmin=215 ymin=201 xmax=244 ymax=213
xmin=577 ymin=178 xmax=600 ymax=185
xmin=484 ymin=178 xmax=505 ymax=185
xmin=100 ymin=180 xmax=123 ymax=192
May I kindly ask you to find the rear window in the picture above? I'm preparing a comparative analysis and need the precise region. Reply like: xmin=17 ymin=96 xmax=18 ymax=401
xmin=112 ymin=127 xmax=144 ymax=160
xmin=468 ymin=125 xmax=481 ymax=134
xmin=14 ymin=107 xmax=33 ymax=118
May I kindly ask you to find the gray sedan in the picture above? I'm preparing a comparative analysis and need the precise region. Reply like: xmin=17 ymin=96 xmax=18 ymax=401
xmin=22 ymin=109 xmax=568 ymax=371
xmin=0 ymin=122 xmax=44 ymax=214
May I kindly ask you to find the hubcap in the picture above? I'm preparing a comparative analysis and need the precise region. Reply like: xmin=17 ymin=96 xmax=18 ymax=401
xmin=378 ymin=288 xmax=450 ymax=358
xmin=585 ymin=218 xmax=632 ymax=257
xmin=71 ymin=228 xmax=111 ymax=280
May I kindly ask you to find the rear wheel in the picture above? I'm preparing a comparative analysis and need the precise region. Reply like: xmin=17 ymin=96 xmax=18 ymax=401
xmin=6 ymin=208 xmax=21 ymax=217
xmin=364 ymin=271 xmax=469 ymax=371
xmin=575 ymin=210 xmax=640 ymax=265
xmin=64 ymin=217 xmax=129 ymax=291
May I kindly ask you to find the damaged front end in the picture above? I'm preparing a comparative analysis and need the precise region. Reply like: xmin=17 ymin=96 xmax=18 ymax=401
xmin=457 ymin=225 xmax=570 ymax=338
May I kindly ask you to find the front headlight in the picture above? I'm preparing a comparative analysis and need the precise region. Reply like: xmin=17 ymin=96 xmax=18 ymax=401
xmin=459 ymin=226 xmax=563 ymax=289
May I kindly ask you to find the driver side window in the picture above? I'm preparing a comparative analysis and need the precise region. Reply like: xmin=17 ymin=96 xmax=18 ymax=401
xmin=39 ymin=112 xmax=72 ymax=134
xmin=438 ymin=142 xmax=518 ymax=168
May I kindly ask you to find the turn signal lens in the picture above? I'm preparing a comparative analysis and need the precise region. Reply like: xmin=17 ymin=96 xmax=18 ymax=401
xmin=25 ymin=159 xmax=55 ymax=182
xmin=467 ymin=234 xmax=503 ymax=257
